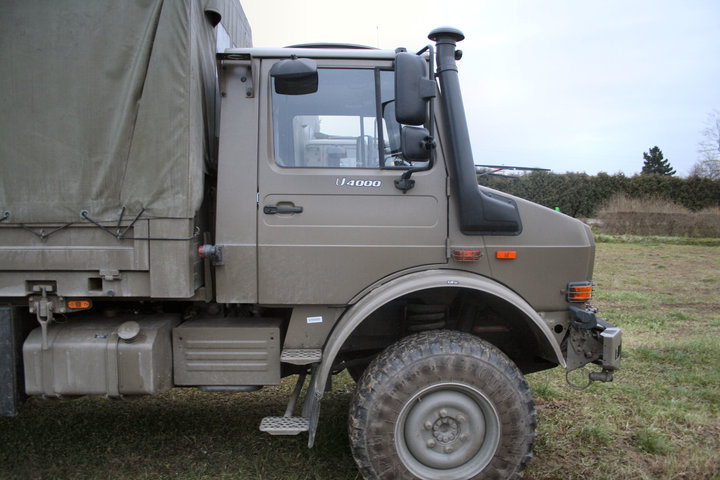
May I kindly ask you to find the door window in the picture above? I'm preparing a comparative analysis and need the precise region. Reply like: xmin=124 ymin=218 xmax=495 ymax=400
xmin=271 ymin=68 xmax=414 ymax=169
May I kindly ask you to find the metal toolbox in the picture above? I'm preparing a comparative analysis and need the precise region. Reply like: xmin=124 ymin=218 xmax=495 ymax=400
xmin=173 ymin=317 xmax=281 ymax=386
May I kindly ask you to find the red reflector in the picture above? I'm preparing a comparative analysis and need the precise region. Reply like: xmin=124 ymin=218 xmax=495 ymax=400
xmin=67 ymin=300 xmax=92 ymax=310
xmin=452 ymin=249 xmax=482 ymax=262
xmin=495 ymin=251 xmax=517 ymax=260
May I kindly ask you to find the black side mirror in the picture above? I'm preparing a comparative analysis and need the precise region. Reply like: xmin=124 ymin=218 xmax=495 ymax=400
xmin=401 ymin=126 xmax=432 ymax=162
xmin=394 ymin=52 xmax=435 ymax=125
xmin=270 ymin=57 xmax=318 ymax=95
xmin=394 ymin=126 xmax=436 ymax=193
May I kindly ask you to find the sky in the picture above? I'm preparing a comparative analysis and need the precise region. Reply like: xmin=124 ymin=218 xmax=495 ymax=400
xmin=239 ymin=0 xmax=720 ymax=176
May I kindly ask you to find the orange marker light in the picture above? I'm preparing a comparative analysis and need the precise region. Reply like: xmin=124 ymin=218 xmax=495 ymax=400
xmin=67 ymin=300 xmax=92 ymax=310
xmin=567 ymin=282 xmax=593 ymax=302
xmin=495 ymin=251 xmax=517 ymax=260
xmin=452 ymin=249 xmax=482 ymax=262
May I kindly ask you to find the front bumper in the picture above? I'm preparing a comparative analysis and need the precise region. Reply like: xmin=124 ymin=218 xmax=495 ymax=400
xmin=566 ymin=306 xmax=622 ymax=374
xmin=596 ymin=318 xmax=622 ymax=371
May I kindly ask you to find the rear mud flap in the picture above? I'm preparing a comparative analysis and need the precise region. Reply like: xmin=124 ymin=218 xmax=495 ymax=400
xmin=0 ymin=307 xmax=32 ymax=417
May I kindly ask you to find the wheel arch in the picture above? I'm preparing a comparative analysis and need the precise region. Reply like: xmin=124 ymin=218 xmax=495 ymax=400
xmin=304 ymin=269 xmax=564 ymax=446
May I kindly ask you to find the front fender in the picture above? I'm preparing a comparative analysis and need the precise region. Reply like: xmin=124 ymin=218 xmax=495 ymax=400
xmin=303 ymin=269 xmax=564 ymax=446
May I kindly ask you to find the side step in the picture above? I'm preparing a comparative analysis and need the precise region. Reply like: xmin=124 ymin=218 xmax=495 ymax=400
xmin=281 ymin=348 xmax=322 ymax=365
xmin=259 ymin=371 xmax=311 ymax=436
xmin=259 ymin=416 xmax=309 ymax=435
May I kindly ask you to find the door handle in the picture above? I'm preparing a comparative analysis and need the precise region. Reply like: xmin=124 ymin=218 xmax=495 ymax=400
xmin=263 ymin=204 xmax=303 ymax=215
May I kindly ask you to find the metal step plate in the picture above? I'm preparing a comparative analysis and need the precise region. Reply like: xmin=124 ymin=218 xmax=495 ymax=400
xmin=260 ymin=416 xmax=310 ymax=435
xmin=281 ymin=348 xmax=322 ymax=365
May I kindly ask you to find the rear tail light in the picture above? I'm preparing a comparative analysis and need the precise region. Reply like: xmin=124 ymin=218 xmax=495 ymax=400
xmin=67 ymin=299 xmax=92 ymax=311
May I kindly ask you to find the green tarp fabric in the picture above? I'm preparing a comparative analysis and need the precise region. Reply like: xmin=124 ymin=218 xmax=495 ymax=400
xmin=0 ymin=0 xmax=251 ymax=223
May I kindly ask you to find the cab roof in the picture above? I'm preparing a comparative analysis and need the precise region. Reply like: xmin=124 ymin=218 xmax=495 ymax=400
xmin=220 ymin=46 xmax=400 ymax=61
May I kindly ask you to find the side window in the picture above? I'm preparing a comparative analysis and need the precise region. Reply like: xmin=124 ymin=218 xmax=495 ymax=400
xmin=271 ymin=68 xmax=406 ymax=169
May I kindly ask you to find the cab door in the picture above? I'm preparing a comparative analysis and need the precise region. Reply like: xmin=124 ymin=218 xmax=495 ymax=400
xmin=257 ymin=61 xmax=447 ymax=305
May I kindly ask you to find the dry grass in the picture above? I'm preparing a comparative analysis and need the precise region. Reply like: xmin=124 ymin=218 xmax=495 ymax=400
xmin=1 ymin=240 xmax=719 ymax=479
xmin=596 ymin=194 xmax=720 ymax=237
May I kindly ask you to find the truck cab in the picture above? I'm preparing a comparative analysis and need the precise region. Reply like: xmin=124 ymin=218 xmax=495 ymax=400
xmin=211 ymin=30 xmax=618 ymax=378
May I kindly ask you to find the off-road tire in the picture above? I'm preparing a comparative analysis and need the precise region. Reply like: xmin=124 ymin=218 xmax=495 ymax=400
xmin=348 ymin=330 xmax=536 ymax=480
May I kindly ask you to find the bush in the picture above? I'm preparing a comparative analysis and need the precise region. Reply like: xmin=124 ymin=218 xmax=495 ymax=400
xmin=478 ymin=172 xmax=720 ymax=218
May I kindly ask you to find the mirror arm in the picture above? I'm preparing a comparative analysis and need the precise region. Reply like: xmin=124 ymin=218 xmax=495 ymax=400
xmin=394 ymin=174 xmax=416 ymax=193
xmin=416 ymin=44 xmax=436 ymax=134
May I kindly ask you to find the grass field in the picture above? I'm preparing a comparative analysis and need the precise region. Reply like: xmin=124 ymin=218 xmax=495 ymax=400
xmin=1 ymin=240 xmax=719 ymax=479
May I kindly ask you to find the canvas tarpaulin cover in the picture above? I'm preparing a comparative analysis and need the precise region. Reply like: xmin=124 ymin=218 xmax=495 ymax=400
xmin=0 ymin=0 xmax=251 ymax=224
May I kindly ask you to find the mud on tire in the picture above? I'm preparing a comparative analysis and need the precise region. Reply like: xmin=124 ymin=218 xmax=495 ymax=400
xmin=348 ymin=330 xmax=536 ymax=480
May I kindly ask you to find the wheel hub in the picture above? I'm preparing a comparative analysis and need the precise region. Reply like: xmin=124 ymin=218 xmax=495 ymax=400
xmin=432 ymin=416 xmax=459 ymax=444
xmin=398 ymin=384 xmax=500 ymax=476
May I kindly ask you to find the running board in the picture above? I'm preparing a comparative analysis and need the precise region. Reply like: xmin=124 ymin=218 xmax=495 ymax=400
xmin=281 ymin=348 xmax=322 ymax=365
xmin=259 ymin=372 xmax=311 ymax=436
xmin=259 ymin=416 xmax=309 ymax=435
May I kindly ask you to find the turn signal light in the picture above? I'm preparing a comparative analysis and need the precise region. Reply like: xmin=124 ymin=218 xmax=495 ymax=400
xmin=452 ymin=249 xmax=482 ymax=262
xmin=567 ymin=282 xmax=593 ymax=302
xmin=67 ymin=299 xmax=92 ymax=310
xmin=495 ymin=251 xmax=517 ymax=260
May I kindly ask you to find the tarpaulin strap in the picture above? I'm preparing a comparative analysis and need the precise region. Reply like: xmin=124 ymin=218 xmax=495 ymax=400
xmin=80 ymin=209 xmax=199 ymax=242
xmin=21 ymin=223 xmax=72 ymax=240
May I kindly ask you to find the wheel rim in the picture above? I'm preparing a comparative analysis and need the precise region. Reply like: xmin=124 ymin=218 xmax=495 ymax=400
xmin=395 ymin=382 xmax=501 ymax=480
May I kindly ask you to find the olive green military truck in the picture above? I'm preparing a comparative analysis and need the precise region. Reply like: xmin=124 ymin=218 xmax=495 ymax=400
xmin=0 ymin=1 xmax=621 ymax=478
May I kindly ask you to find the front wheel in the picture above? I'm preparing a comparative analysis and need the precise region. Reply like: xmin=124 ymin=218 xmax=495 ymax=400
xmin=348 ymin=330 xmax=536 ymax=480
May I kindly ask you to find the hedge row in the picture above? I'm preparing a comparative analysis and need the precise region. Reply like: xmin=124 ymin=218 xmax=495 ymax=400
xmin=478 ymin=172 xmax=720 ymax=217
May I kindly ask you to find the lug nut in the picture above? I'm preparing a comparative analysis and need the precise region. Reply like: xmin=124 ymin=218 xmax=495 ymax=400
xmin=443 ymin=446 xmax=454 ymax=454
xmin=459 ymin=433 xmax=469 ymax=442
xmin=439 ymin=409 xmax=448 ymax=418
xmin=426 ymin=439 xmax=436 ymax=448
xmin=424 ymin=421 xmax=433 ymax=430
xmin=456 ymin=414 xmax=466 ymax=424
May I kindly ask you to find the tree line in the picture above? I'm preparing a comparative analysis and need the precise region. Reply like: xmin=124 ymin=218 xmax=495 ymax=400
xmin=478 ymin=171 xmax=720 ymax=218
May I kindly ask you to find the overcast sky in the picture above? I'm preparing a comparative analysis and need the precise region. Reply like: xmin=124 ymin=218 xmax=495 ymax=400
xmin=240 ymin=0 xmax=720 ymax=176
